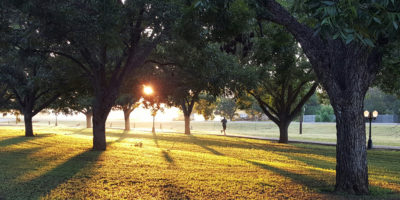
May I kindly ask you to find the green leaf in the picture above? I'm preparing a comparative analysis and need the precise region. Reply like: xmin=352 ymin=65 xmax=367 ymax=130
xmin=345 ymin=35 xmax=354 ymax=44
xmin=332 ymin=33 xmax=340 ymax=40
xmin=393 ymin=21 xmax=399 ymax=30
xmin=321 ymin=1 xmax=335 ymax=6
xmin=373 ymin=17 xmax=382 ymax=24
xmin=364 ymin=38 xmax=375 ymax=47
xmin=194 ymin=1 xmax=202 ymax=8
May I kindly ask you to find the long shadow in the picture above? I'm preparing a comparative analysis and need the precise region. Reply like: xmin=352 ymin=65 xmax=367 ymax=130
xmin=7 ymin=149 xmax=103 ymax=200
xmin=0 ymin=134 xmax=53 ymax=147
xmin=69 ymin=130 xmax=337 ymax=158
xmin=153 ymin=132 xmax=160 ymax=148
xmin=246 ymin=159 xmax=333 ymax=193
xmin=280 ymin=152 xmax=335 ymax=171
xmin=162 ymin=150 xmax=174 ymax=164
xmin=113 ymin=130 xmax=129 ymax=143
xmin=0 ymin=136 xmax=37 ymax=147
xmin=187 ymin=134 xmax=224 ymax=156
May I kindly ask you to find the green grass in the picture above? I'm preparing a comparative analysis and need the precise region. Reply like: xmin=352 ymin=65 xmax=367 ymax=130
xmin=1 ymin=126 xmax=400 ymax=199
xmin=6 ymin=120 xmax=400 ymax=146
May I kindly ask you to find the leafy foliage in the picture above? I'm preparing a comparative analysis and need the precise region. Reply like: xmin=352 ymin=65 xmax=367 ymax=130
xmin=193 ymin=94 xmax=217 ymax=121
xmin=215 ymin=97 xmax=238 ymax=120
xmin=315 ymin=105 xmax=335 ymax=122
xmin=292 ymin=0 xmax=400 ymax=46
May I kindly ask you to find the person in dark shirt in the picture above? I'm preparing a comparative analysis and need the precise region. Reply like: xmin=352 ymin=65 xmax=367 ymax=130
xmin=221 ymin=117 xmax=227 ymax=135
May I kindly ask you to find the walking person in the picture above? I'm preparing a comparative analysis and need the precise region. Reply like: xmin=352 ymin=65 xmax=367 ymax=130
xmin=221 ymin=117 xmax=227 ymax=135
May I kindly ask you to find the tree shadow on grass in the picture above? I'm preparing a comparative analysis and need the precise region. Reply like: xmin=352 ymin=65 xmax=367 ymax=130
xmin=2 ymin=131 xmax=131 ymax=200
xmin=0 ymin=134 xmax=54 ymax=147
xmin=246 ymin=160 xmax=333 ymax=193
xmin=187 ymin=134 xmax=224 ymax=156
xmin=8 ymin=149 xmax=103 ymax=200
xmin=162 ymin=150 xmax=174 ymax=164
xmin=64 ymin=128 xmax=88 ymax=135
xmin=153 ymin=132 xmax=160 ymax=148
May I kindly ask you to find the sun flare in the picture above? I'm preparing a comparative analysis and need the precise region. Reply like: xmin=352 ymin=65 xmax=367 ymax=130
xmin=143 ymin=85 xmax=153 ymax=95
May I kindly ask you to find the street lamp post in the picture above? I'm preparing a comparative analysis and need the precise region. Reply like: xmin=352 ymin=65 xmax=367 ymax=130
xmin=143 ymin=85 xmax=155 ymax=133
xmin=364 ymin=110 xmax=378 ymax=149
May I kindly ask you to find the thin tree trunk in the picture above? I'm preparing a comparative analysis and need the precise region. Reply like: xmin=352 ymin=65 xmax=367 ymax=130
xmin=184 ymin=114 xmax=190 ymax=135
xmin=152 ymin=115 xmax=155 ymax=133
xmin=278 ymin=122 xmax=289 ymax=143
xmin=124 ymin=109 xmax=131 ymax=131
xmin=24 ymin=113 xmax=34 ymax=137
xmin=85 ymin=113 xmax=92 ymax=128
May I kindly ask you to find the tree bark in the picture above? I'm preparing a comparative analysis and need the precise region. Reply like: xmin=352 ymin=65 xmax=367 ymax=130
xmin=278 ymin=122 xmax=289 ymax=143
xmin=333 ymin=95 xmax=368 ymax=194
xmin=24 ymin=113 xmax=34 ymax=137
xmin=123 ymin=109 xmax=131 ymax=131
xmin=184 ymin=114 xmax=191 ymax=135
xmin=92 ymin=94 xmax=114 ymax=150
xmin=256 ymin=1 xmax=383 ymax=193
xmin=85 ymin=113 xmax=92 ymax=128
xmin=92 ymin=115 xmax=107 ymax=150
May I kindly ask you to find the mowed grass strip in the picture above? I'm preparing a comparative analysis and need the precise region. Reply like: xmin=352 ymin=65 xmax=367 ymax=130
xmin=0 ymin=126 xmax=399 ymax=200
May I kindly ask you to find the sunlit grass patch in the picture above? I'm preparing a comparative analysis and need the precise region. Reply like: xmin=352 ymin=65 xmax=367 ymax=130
xmin=1 ymin=126 xmax=400 ymax=199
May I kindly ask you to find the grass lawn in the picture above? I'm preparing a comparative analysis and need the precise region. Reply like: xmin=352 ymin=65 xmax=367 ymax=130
xmin=1 ymin=126 xmax=400 ymax=199
xmin=5 ymin=119 xmax=400 ymax=146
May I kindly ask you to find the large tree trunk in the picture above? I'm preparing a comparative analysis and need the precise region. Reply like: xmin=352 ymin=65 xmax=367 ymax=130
xmin=123 ymin=109 xmax=131 ymax=131
xmin=316 ymin=45 xmax=379 ymax=194
xmin=85 ymin=113 xmax=92 ymax=128
xmin=184 ymin=114 xmax=190 ymax=135
xmin=278 ymin=122 xmax=289 ymax=143
xmin=24 ymin=113 xmax=34 ymax=137
xmin=92 ymin=95 xmax=115 ymax=150
xmin=332 ymin=94 xmax=368 ymax=194
xmin=256 ymin=1 xmax=383 ymax=194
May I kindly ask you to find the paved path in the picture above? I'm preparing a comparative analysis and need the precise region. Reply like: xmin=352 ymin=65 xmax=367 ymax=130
xmin=214 ymin=133 xmax=400 ymax=151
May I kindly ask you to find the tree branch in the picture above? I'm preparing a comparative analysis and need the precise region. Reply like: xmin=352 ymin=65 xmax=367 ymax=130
xmin=289 ymin=82 xmax=317 ymax=121
xmin=32 ymin=93 xmax=61 ymax=116
xmin=34 ymin=49 xmax=92 ymax=76
xmin=248 ymin=90 xmax=279 ymax=121
xmin=256 ymin=0 xmax=323 ymax=59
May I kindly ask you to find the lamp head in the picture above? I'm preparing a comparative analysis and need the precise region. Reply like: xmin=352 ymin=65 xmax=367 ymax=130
xmin=363 ymin=110 xmax=369 ymax=118
xmin=372 ymin=110 xmax=378 ymax=118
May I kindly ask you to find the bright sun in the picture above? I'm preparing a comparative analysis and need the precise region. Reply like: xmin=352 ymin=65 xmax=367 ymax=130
xmin=143 ymin=85 xmax=154 ymax=95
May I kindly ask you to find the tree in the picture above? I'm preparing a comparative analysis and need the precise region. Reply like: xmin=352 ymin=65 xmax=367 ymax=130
xmin=198 ymin=0 xmax=400 ymax=193
xmin=193 ymin=94 xmax=217 ymax=121
xmin=250 ymin=0 xmax=400 ymax=194
xmin=61 ymin=94 xmax=94 ymax=128
xmin=234 ymin=25 xmax=317 ymax=143
xmin=364 ymin=87 xmax=400 ymax=115
xmin=215 ymin=97 xmax=238 ymax=121
xmin=315 ymin=105 xmax=335 ymax=122
xmin=0 ymin=84 xmax=12 ymax=110
xmin=113 ymin=73 xmax=141 ymax=131
xmin=376 ymin=39 xmax=400 ymax=98
xmin=236 ymin=95 xmax=263 ymax=121
xmin=0 ymin=6 xmax=74 ymax=136
xmin=114 ymin=93 xmax=140 ymax=131
xmin=12 ymin=0 xmax=186 ymax=150
xmin=0 ymin=52 xmax=70 ymax=136
xmin=304 ymin=94 xmax=321 ymax=115
xmin=147 ymin=40 xmax=236 ymax=134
